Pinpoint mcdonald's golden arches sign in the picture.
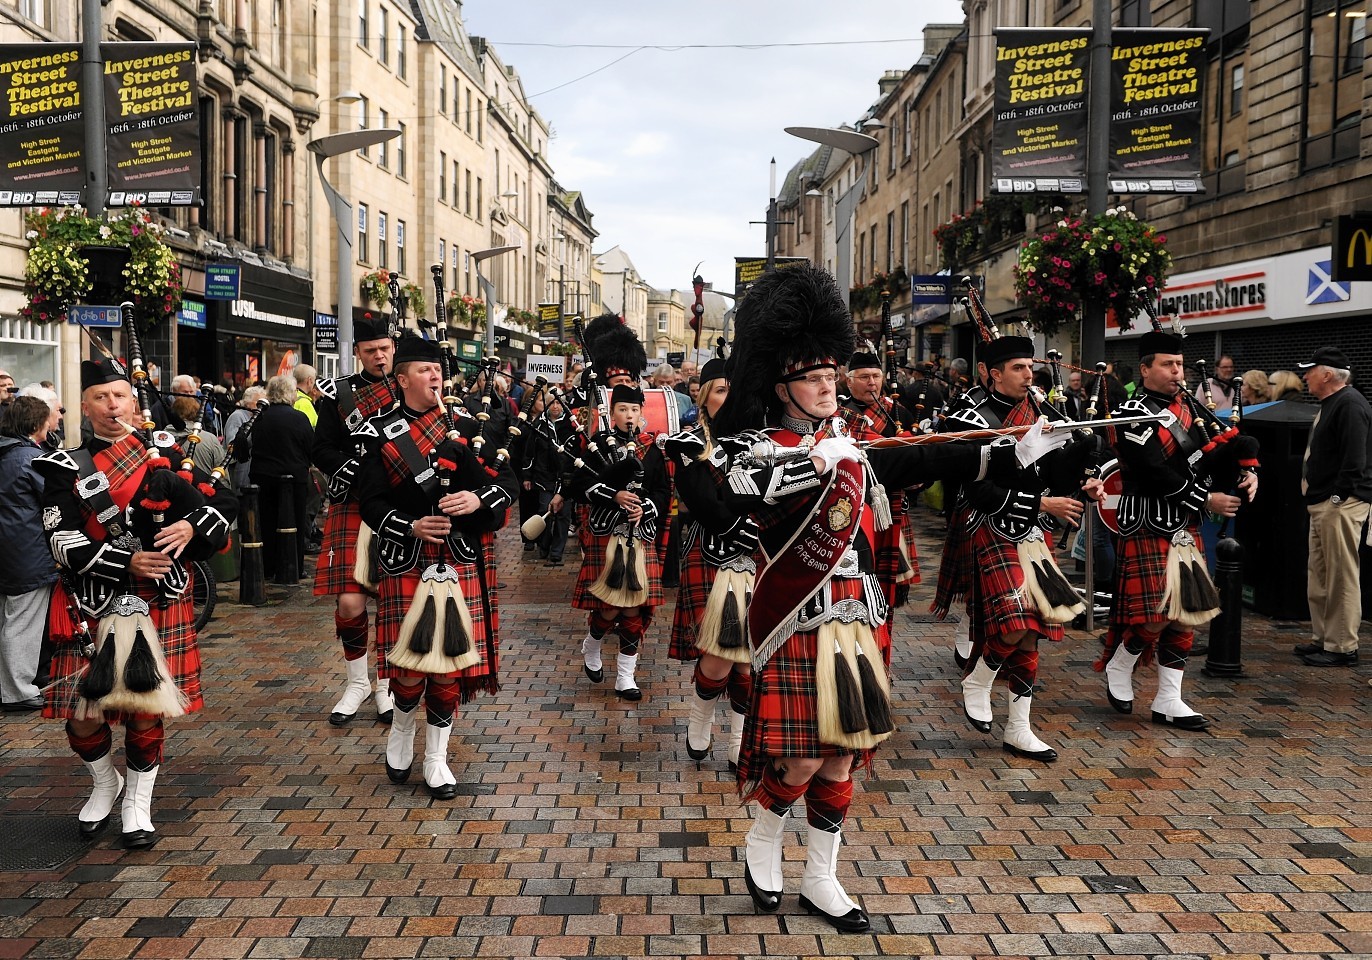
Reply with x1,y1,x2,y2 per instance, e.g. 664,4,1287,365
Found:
1334,215,1372,282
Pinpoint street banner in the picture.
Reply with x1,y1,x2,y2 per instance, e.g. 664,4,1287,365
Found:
525,355,566,381
102,42,199,206
1107,28,1208,194
734,256,808,296
991,28,1090,194
0,44,85,206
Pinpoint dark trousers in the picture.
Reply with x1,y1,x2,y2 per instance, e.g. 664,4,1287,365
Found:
255,476,308,580
536,489,570,561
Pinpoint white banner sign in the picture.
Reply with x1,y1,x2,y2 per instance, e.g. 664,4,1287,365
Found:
525,355,566,381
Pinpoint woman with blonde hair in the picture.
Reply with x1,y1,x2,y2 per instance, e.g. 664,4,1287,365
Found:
1240,370,1270,407
1269,370,1304,401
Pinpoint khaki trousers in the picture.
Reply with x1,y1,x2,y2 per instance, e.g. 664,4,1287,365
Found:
1307,497,1370,653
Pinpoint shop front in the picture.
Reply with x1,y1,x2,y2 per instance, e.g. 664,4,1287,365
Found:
207,262,313,391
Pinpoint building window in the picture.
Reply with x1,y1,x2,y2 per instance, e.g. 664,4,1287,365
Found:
657,311,668,333
439,151,446,201
476,178,483,222
465,88,473,135
452,244,460,291
438,239,446,272
358,204,369,263
452,159,459,206
397,121,406,177
886,212,895,272
439,64,446,114
396,220,406,275
453,79,460,121
377,109,389,167
377,212,387,268
397,25,406,79
378,5,388,66
1304,0,1365,169
465,170,472,216
18,0,47,26
477,98,483,142
358,0,367,49
1230,63,1244,115
356,96,369,157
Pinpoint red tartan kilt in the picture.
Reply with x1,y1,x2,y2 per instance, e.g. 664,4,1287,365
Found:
572,529,664,611
738,577,889,787
43,576,203,722
933,506,976,617
1113,527,1198,625
374,534,499,698
899,503,921,583
969,525,1064,642
312,502,372,596
668,537,713,661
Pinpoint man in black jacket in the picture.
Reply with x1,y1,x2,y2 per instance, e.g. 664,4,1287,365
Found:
1297,346,1372,667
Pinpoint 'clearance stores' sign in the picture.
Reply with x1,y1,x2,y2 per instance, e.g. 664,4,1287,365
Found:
1107,246,1372,337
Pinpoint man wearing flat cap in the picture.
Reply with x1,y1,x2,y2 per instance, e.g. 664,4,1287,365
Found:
1296,346,1372,667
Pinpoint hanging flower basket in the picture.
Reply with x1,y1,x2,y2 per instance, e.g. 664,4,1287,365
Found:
401,282,426,321
359,269,392,307
21,206,182,331
1012,207,1171,336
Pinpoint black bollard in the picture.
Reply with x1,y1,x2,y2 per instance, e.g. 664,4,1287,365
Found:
1204,535,1245,677
238,484,266,606
274,474,299,586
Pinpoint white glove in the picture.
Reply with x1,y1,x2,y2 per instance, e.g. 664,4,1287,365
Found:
811,435,862,473
1014,416,1072,468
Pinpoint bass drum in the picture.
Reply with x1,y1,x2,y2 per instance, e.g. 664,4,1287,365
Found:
594,386,682,436
1094,459,1124,535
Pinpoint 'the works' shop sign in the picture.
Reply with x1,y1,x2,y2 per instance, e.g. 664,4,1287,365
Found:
991,28,1090,194
0,41,199,207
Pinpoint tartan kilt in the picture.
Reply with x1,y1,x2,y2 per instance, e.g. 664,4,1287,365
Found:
1112,526,1201,625
899,500,921,584
374,533,499,700
968,525,1064,642
932,504,976,618
312,501,372,596
668,536,713,660
43,575,203,722
738,576,889,793
572,528,664,611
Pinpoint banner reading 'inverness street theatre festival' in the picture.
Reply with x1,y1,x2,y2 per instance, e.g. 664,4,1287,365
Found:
1108,28,1208,194
991,28,1090,194
0,44,85,206
102,42,199,206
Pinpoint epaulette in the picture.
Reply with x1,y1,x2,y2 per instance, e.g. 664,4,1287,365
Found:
32,448,79,475
316,377,338,401
1116,397,1150,418
944,406,993,430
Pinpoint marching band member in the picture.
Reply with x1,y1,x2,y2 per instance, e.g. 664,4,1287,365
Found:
37,351,236,848
311,318,399,726
1097,325,1258,730
709,265,1038,932
940,335,1101,762
662,358,756,768
353,334,517,799
841,350,920,607
568,383,670,701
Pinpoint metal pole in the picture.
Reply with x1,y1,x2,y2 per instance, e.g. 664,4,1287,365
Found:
1083,506,1096,632
558,263,566,343
81,0,106,216
1081,0,1113,365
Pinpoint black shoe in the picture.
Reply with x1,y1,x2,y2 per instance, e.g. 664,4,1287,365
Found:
1106,682,1134,715
426,782,458,800
686,737,711,762
1293,641,1324,656
2,696,44,712
523,543,537,552
386,762,412,784
615,686,643,702
744,863,781,913
1151,710,1211,731
797,893,870,932
953,648,968,670
1302,649,1358,667
120,829,158,850
328,710,356,726
547,557,563,567
583,664,603,683
376,709,394,725
304,542,322,556
78,814,113,838
1003,741,1058,762
963,707,992,735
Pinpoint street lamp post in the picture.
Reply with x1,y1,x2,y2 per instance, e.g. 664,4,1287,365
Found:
784,126,880,312
472,245,520,358
307,127,400,376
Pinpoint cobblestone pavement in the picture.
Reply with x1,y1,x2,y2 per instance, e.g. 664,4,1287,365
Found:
1,512,1369,960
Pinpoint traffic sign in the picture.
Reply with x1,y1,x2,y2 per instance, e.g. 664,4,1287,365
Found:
68,305,121,327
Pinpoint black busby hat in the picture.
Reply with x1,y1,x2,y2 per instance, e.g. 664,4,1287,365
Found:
393,332,443,366
353,314,390,344
590,318,647,383
712,263,854,435
848,350,882,372
699,357,727,384
980,335,1035,369
1139,330,1184,358
610,383,645,407
80,356,130,392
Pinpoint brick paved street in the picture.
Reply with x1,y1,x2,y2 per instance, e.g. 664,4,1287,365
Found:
1,513,1370,960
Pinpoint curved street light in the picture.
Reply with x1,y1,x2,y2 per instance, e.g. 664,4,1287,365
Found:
472,245,521,357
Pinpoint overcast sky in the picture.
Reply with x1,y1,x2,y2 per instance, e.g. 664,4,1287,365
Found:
463,0,967,296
